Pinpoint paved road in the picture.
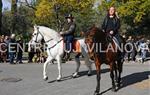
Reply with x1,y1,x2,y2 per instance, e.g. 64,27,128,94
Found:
0,61,150,95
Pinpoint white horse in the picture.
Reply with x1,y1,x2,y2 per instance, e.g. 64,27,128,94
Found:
30,25,92,81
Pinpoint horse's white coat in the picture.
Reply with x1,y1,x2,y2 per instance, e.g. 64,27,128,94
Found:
30,25,92,80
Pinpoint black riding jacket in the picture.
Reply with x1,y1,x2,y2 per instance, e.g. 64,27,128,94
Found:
102,16,120,35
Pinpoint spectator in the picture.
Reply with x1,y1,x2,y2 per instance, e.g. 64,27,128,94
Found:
28,40,35,63
16,37,23,64
139,38,149,63
0,36,7,63
4,36,10,61
126,36,136,61
8,34,16,64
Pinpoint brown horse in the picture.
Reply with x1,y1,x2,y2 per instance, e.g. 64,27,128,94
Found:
85,26,123,95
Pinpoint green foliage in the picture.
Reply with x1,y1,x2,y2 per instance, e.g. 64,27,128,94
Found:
2,11,12,35
1,0,150,39
2,6,35,42
34,0,95,32
0,0,2,33
98,0,150,35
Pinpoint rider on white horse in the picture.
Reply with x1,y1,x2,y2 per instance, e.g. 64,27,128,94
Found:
30,25,92,81
60,14,76,61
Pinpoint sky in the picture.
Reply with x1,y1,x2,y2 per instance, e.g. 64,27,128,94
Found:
2,0,11,11
2,0,101,11
2,0,35,11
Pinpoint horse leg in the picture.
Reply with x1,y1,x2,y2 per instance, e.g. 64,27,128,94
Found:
43,57,53,81
110,62,117,92
84,54,92,76
94,67,101,95
56,56,62,81
114,62,118,83
94,56,101,95
81,48,92,76
117,60,123,88
73,53,81,78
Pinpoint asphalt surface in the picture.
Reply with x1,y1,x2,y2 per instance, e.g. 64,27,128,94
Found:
0,61,150,95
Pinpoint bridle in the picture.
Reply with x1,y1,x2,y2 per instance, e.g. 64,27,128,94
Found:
33,27,63,50
33,27,53,43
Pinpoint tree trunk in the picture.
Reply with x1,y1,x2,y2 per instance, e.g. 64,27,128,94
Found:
0,0,2,34
11,0,17,34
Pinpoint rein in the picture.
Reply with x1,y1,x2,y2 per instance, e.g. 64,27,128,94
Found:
47,38,63,50
34,27,63,50
34,28,53,43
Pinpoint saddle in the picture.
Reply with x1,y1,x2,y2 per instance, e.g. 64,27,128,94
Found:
106,35,120,47
63,39,81,53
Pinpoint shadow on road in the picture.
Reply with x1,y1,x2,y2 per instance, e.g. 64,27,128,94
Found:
100,87,112,95
99,71,150,95
78,68,110,77
48,75,73,83
48,68,110,83
120,71,150,89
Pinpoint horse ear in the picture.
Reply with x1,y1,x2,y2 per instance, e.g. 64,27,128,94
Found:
34,24,39,31
34,24,37,30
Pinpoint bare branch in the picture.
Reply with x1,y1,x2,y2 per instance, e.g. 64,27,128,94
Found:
24,0,37,10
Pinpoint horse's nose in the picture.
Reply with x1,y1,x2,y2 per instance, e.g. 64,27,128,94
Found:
30,40,32,43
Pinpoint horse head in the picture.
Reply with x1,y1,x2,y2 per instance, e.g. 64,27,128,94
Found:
85,26,95,59
85,26,105,60
31,25,43,44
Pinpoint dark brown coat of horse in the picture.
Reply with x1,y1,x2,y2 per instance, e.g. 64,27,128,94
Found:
85,26,123,95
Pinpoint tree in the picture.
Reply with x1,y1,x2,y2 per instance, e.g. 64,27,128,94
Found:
98,0,150,35
2,10,12,35
11,0,18,34
35,0,95,33
0,0,2,34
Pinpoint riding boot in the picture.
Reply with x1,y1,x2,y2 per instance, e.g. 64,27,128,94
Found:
66,53,71,61
62,52,67,63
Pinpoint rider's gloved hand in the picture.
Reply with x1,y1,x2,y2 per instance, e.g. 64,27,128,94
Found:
60,32,64,35
102,30,105,32
110,30,114,35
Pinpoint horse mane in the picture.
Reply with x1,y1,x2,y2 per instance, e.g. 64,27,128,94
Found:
86,25,106,43
38,26,61,41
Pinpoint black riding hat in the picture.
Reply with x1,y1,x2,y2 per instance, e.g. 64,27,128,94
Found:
65,14,74,19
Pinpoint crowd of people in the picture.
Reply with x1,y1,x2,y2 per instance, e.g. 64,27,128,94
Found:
124,35,150,63
0,34,46,64
0,34,23,64
0,34,150,64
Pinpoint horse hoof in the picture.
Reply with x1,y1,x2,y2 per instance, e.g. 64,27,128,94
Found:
94,91,100,95
56,76,61,81
111,88,117,92
56,78,61,82
72,73,79,78
117,82,123,88
87,73,92,76
117,83,121,88
72,75,79,78
56,79,61,82
87,70,92,76
43,76,48,81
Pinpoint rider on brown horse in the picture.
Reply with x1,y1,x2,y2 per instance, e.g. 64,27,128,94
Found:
102,6,124,61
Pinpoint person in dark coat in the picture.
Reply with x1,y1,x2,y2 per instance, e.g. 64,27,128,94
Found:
102,6,124,60
102,7,121,42
8,34,16,64
16,37,23,63
28,40,35,63
60,14,76,60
